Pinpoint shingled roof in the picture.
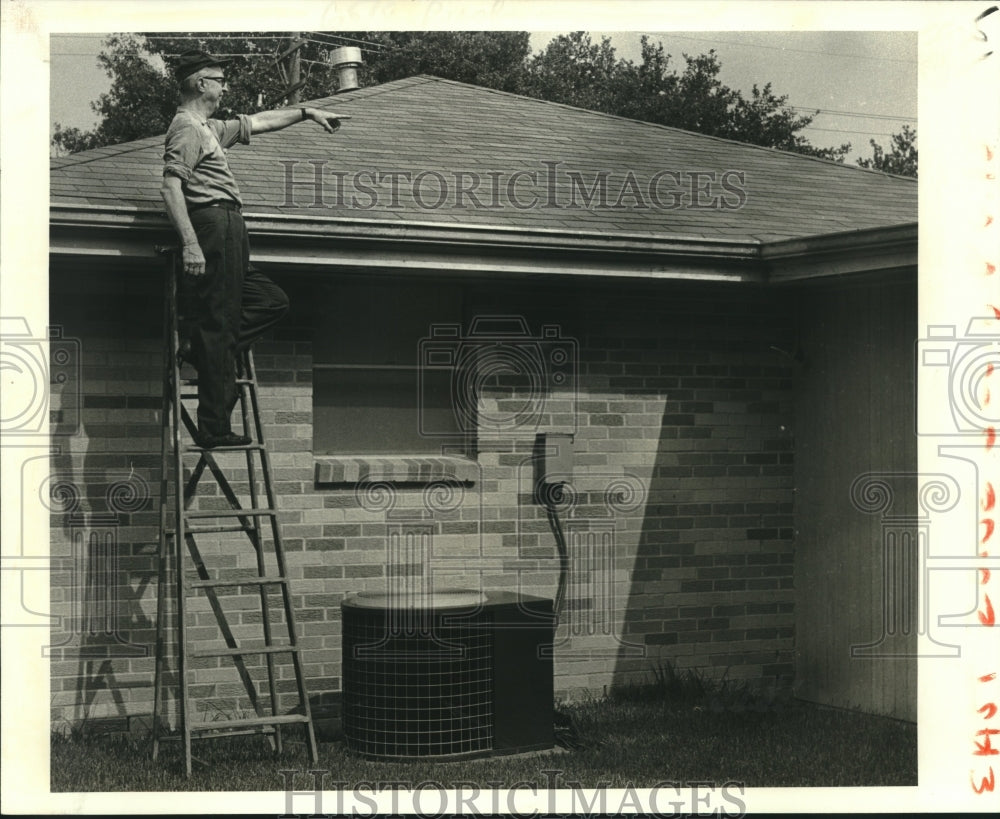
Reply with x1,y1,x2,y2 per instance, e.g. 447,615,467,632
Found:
50,74,916,247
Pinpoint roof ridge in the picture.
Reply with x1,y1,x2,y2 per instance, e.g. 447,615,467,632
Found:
51,74,914,184
49,133,163,168
301,75,439,108
400,74,917,184
50,76,441,165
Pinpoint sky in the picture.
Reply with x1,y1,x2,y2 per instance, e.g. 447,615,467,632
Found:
49,30,917,163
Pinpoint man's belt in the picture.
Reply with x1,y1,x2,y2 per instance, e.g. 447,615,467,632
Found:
188,199,241,214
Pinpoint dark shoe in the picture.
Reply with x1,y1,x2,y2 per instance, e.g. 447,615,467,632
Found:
177,338,198,370
194,431,252,449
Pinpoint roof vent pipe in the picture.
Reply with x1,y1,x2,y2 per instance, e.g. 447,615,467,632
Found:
329,46,363,93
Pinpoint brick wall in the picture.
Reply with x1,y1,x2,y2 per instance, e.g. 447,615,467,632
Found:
47,264,795,733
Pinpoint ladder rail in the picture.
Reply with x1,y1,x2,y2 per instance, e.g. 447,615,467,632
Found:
237,357,284,755
246,351,319,764
167,255,196,777
152,251,175,763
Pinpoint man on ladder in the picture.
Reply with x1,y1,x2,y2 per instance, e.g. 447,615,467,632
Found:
161,49,349,448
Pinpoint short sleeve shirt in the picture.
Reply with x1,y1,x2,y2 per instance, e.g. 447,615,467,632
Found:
163,109,252,208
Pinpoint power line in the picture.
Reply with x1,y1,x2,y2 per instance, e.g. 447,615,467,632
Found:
54,33,285,39
55,31,389,51
647,32,917,63
299,36,376,56
144,34,288,41
53,50,292,58
789,105,914,121
803,126,907,137
305,32,392,50
160,51,287,59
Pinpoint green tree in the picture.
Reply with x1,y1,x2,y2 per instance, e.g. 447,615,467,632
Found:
856,125,917,177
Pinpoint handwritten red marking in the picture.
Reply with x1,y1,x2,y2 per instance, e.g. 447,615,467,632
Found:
985,483,997,512
981,703,999,719
972,767,996,793
986,387,993,407
974,730,1000,756
989,146,995,161
979,594,996,626
988,215,995,228
991,305,1000,320
986,428,997,450
981,673,998,683
982,550,992,584
989,262,998,276
989,363,996,377
983,519,996,543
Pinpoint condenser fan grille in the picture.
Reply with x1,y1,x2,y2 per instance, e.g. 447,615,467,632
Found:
342,607,495,758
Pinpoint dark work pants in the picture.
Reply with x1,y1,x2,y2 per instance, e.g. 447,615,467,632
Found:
181,206,289,437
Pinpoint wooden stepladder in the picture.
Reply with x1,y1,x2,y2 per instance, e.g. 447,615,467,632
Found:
151,247,318,776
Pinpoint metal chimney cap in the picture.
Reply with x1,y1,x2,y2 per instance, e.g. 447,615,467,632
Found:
329,46,362,67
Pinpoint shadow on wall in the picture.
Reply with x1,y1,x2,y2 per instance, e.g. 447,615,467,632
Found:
459,279,798,698
589,286,799,697
46,268,162,735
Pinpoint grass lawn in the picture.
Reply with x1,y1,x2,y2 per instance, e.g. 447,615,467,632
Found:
51,686,916,792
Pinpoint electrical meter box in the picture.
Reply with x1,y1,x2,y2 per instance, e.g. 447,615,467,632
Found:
534,432,574,486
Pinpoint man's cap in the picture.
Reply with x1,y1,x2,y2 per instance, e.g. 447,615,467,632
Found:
173,49,231,82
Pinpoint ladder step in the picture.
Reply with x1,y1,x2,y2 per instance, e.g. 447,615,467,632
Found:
184,508,278,520
181,378,254,388
190,714,309,732
185,524,256,535
190,645,300,659
189,576,288,589
181,392,254,402
157,726,277,741
184,443,265,453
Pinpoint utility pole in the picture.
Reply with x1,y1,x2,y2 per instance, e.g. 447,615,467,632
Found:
288,32,302,104
268,33,307,108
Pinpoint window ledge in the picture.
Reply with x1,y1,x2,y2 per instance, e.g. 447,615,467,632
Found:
314,455,479,486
